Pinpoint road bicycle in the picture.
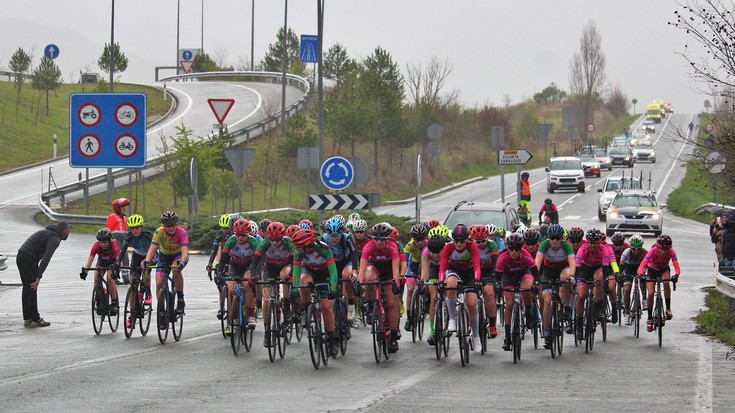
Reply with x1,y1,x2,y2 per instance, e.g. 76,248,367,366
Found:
223,275,255,355
547,278,573,359
255,278,291,362
433,282,451,360
407,275,429,343
81,266,119,335
615,272,624,326
494,278,505,326
444,281,471,367
208,267,231,339
582,279,606,354
333,279,352,357
123,266,152,339
509,283,534,364
359,279,396,364
646,271,676,348
295,282,332,369
150,263,184,344
289,292,305,343
630,274,644,338
477,280,489,355
530,282,542,350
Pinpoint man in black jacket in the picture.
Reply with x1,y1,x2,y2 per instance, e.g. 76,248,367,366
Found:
16,222,69,327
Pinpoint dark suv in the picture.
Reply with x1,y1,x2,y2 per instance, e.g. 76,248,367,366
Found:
443,201,522,232
608,146,635,167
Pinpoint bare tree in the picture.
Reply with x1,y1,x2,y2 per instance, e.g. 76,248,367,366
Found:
405,57,454,107
569,20,607,131
212,46,229,69
605,82,629,118
235,55,251,71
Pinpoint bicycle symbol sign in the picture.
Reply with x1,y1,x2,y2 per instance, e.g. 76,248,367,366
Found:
115,103,138,127
114,134,138,158
78,103,101,127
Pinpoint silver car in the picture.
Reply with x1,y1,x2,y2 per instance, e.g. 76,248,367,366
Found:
597,175,642,220
594,149,612,171
633,140,656,163
605,190,665,236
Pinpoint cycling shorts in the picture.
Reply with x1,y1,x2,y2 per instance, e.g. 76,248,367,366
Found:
480,267,497,284
445,267,477,293
501,270,534,291
541,266,567,291
426,262,439,282
300,267,332,299
156,253,185,280
576,264,602,286
261,262,291,281
408,261,421,280
368,260,394,281
645,266,670,281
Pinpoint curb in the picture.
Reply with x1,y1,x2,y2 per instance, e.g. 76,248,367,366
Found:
384,176,488,206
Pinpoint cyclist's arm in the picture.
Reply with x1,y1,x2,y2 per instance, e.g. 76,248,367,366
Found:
346,234,359,270
179,245,189,268
636,250,652,275
535,251,544,272
116,232,131,264
438,245,450,282
420,253,430,283
610,261,620,274
292,251,303,285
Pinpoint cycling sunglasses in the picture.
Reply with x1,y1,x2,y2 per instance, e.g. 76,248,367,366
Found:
235,233,248,237
549,236,562,241
268,237,283,242
507,246,522,251
374,236,387,241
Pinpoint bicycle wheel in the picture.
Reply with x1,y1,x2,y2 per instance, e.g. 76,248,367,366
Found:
321,331,331,366
157,288,169,344
220,285,229,339
171,292,183,342
632,287,641,338
550,300,558,359
512,301,521,364
230,296,242,355
123,286,136,339
616,281,623,326
307,303,322,369
532,303,539,350
242,318,253,352
601,299,609,343
458,303,469,367
417,289,427,341
294,307,304,343
338,299,348,356
477,295,487,355
556,299,565,357
108,292,119,333
496,285,505,326
411,288,421,343
91,283,104,335
266,299,277,362
282,300,293,346
656,293,664,348
434,298,444,360
139,288,152,337
585,297,595,353
372,303,382,364
381,306,390,361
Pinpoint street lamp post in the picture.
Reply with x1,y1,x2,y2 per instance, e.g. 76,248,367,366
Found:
281,0,287,123
176,0,180,75
251,0,255,71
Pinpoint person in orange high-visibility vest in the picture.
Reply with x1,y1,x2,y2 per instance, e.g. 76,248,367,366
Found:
520,171,531,202
106,198,130,284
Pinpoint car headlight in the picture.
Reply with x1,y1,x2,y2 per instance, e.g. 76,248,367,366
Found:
650,213,660,220
603,199,612,206
608,207,619,219
624,157,630,161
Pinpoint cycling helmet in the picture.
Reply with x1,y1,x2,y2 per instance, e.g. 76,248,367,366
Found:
266,222,286,239
600,233,607,243
160,211,178,226
410,223,429,240
538,223,550,238
497,227,506,238
286,224,301,239
249,220,259,236
469,224,489,241
586,228,602,243
298,219,313,230
259,219,272,232
331,214,346,228
325,217,344,235
656,234,672,248
388,227,400,242
96,228,113,241
506,233,524,248
547,224,564,238
427,219,440,229
292,229,316,249
232,218,250,235
127,214,144,227
568,226,584,242
428,224,450,239
516,226,526,236
347,212,361,222
352,219,368,232
112,198,130,214
219,214,233,229
524,228,540,244
345,220,355,232
427,234,447,253
544,198,553,205
521,171,529,179
563,229,569,240
611,232,626,246
372,222,392,237
629,234,644,249
487,224,498,236
451,224,470,241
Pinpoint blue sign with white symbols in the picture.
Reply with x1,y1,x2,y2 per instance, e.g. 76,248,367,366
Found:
44,44,59,59
299,35,319,63
182,49,193,61
320,156,353,191
69,93,147,168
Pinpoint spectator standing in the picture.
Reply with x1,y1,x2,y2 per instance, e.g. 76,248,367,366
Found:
721,213,735,267
106,198,130,284
16,222,70,327
520,171,531,203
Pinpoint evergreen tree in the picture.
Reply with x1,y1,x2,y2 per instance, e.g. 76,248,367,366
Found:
9,47,31,104
31,56,63,116
98,42,129,76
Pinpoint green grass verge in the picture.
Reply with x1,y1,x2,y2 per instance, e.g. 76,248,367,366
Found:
0,81,171,172
695,288,735,347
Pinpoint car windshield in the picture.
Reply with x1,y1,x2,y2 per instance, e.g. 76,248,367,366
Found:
613,194,657,207
549,160,582,170
595,150,608,157
444,210,506,230
636,142,653,149
604,178,642,191
609,148,629,155
579,155,596,162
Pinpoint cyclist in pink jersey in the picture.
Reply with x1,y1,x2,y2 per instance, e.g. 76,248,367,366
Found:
358,223,402,353
438,224,483,353
81,228,122,315
574,229,610,341
637,234,681,332
600,234,621,324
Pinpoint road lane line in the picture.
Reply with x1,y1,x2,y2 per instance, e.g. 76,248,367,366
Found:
657,138,688,196
339,364,440,410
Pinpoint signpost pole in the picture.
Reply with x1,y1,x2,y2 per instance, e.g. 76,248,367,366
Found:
85,168,90,215
416,154,422,223
516,166,521,206
500,164,505,203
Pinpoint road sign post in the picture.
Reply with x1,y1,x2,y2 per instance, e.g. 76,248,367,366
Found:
497,149,533,206
300,35,319,63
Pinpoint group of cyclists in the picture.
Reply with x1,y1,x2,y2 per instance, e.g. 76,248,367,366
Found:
80,205,681,361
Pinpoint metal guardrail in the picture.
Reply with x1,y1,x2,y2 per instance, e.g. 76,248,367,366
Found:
39,72,312,222
714,263,735,307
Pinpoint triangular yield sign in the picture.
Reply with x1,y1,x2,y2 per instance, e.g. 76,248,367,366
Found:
180,60,194,74
208,98,235,124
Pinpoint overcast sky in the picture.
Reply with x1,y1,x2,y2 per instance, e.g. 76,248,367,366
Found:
0,0,710,115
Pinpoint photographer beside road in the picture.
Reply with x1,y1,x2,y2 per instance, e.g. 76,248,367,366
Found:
16,222,70,327
720,213,735,267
